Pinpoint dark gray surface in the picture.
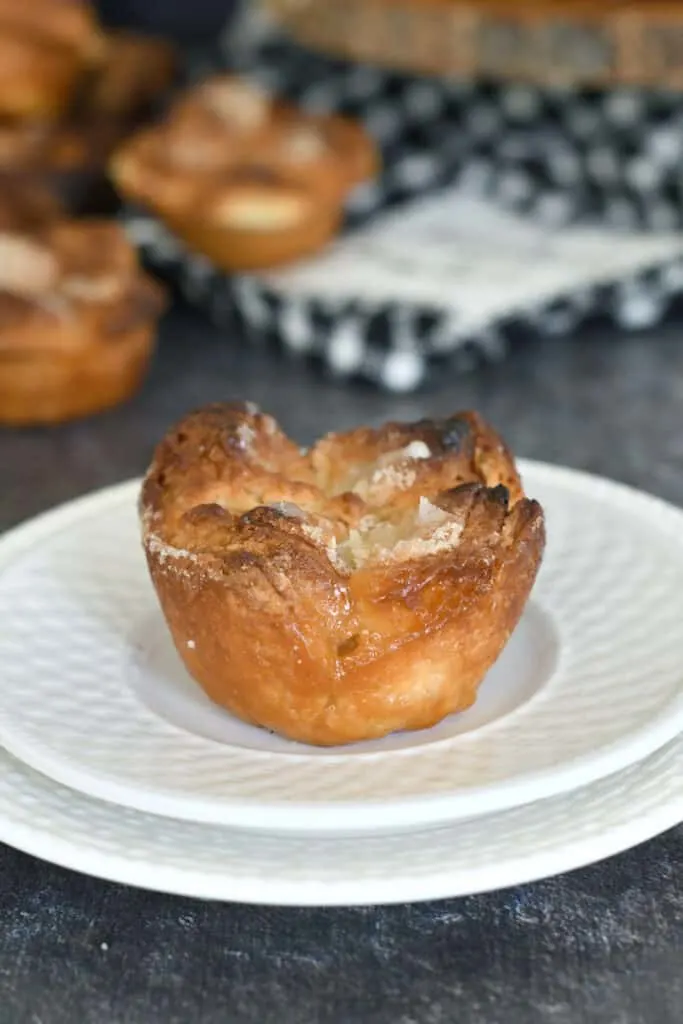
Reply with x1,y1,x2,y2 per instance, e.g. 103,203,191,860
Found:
1,305,682,1024
94,0,237,41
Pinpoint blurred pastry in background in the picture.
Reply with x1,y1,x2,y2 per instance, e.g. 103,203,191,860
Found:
0,208,166,426
0,0,102,120
48,30,177,213
0,21,176,214
0,117,124,215
111,75,379,271
83,30,176,122
0,0,100,57
0,176,64,233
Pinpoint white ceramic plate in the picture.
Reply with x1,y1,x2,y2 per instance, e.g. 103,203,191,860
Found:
0,463,683,835
0,730,680,906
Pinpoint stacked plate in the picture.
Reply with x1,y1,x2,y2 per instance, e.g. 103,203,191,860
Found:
0,460,682,906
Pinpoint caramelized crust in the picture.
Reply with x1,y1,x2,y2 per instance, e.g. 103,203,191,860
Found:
142,403,545,746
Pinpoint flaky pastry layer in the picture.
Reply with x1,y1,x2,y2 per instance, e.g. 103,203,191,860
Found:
141,402,545,746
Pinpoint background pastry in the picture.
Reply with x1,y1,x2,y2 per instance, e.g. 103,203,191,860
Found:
0,213,166,426
0,0,101,120
112,75,379,270
0,28,175,214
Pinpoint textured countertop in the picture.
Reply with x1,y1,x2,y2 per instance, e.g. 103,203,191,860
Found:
1,305,682,1024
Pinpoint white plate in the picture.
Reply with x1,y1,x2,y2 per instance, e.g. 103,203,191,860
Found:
1,463,683,834
0,729,681,906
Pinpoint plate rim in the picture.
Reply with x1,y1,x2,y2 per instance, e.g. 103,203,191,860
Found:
1,462,683,835
0,741,680,906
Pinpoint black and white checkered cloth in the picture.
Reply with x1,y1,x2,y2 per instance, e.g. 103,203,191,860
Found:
195,15,683,231
127,206,683,392
188,17,511,226
123,14,683,392
485,90,683,230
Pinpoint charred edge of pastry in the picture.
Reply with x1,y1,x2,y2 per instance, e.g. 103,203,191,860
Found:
141,402,535,576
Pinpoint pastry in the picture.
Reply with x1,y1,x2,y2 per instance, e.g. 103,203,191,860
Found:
141,403,545,747
264,0,683,89
0,0,101,58
0,117,123,215
0,176,65,232
83,30,176,121
0,0,101,119
0,218,166,425
111,75,379,271
0,29,175,215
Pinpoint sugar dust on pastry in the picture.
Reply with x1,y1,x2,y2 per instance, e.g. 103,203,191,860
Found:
141,403,545,747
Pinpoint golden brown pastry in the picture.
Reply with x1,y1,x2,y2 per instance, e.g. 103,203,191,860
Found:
111,75,379,271
0,218,165,425
0,0,102,119
83,30,176,121
141,403,545,747
0,28,175,215
0,116,125,216
0,32,83,120
0,175,65,232
0,0,101,58
0,120,52,172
